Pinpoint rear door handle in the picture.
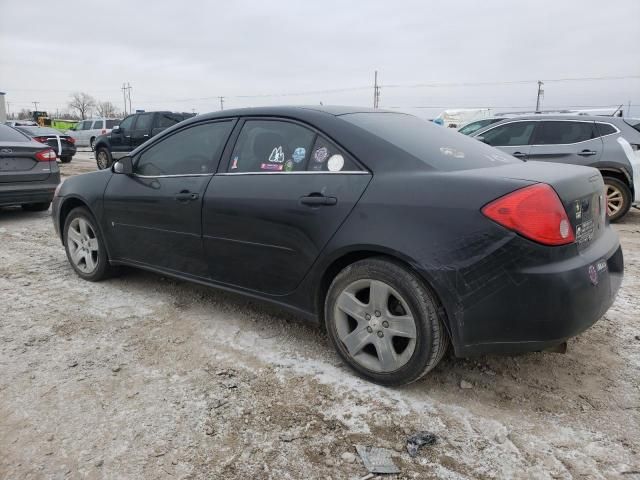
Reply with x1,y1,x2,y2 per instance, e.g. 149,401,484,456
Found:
175,191,199,202
512,152,527,158
578,150,597,156
300,195,337,206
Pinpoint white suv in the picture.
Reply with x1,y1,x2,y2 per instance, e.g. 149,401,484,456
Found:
67,118,120,150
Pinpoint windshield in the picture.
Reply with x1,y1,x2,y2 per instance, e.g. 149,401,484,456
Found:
459,119,495,135
341,112,520,171
624,118,640,133
0,124,31,142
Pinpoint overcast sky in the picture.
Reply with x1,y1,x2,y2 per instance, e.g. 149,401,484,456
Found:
1,0,639,119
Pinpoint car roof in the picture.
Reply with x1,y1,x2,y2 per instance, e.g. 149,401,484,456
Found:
491,114,625,122
190,105,390,122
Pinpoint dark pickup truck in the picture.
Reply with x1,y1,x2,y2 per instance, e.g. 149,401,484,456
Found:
94,111,195,169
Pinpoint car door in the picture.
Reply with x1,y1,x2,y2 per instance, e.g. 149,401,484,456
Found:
202,118,372,295
110,114,136,157
130,113,154,149
476,121,537,159
74,120,89,145
102,119,236,277
527,120,603,166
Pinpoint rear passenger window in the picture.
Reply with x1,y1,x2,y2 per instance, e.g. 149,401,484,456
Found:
533,121,596,144
229,120,315,173
481,121,537,147
135,121,233,176
596,123,617,136
308,136,361,172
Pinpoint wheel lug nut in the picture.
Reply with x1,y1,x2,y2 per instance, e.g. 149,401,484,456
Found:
367,326,373,333
377,331,384,338
365,313,371,321
382,321,389,328
375,311,381,317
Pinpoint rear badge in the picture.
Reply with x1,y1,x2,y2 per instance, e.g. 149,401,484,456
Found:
588,265,598,286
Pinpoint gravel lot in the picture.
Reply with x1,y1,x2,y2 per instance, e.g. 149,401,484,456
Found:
1,151,639,479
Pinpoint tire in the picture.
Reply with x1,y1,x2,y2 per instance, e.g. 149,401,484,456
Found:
22,202,50,212
63,207,113,281
603,176,632,223
325,257,447,386
95,147,112,170
90,137,96,151
60,156,72,163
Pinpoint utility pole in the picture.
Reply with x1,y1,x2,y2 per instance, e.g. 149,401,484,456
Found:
32,101,39,112
219,96,224,111
535,80,544,113
373,71,381,109
121,83,128,115
127,82,132,113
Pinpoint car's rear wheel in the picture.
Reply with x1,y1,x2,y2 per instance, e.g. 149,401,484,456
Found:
90,137,96,151
22,202,50,212
603,176,632,222
96,148,112,170
63,207,113,281
325,258,447,386
60,156,72,163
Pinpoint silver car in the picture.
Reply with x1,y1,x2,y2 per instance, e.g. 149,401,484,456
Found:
472,115,640,221
66,118,120,150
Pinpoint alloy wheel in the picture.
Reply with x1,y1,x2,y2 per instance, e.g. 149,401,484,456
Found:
67,218,99,273
333,279,417,373
606,184,623,217
96,150,108,169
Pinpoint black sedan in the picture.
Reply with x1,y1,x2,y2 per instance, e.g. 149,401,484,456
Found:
0,124,60,211
15,126,77,163
52,106,623,386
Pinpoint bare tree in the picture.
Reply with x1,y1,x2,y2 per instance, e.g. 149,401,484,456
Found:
17,108,31,120
68,92,96,120
96,100,117,118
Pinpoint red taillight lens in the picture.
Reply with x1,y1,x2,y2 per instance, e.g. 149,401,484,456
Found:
66,136,75,144
34,136,48,143
482,183,575,246
102,129,106,134
35,149,57,161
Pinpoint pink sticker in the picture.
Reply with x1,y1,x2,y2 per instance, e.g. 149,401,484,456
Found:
261,163,283,171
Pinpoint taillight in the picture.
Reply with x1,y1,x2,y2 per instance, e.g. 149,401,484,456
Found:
66,136,75,144
482,183,575,246
34,136,49,143
35,149,57,161
101,129,106,134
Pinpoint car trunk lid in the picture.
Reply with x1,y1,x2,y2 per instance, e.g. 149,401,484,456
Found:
0,142,52,183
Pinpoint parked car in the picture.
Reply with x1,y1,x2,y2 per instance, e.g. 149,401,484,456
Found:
93,111,195,170
458,117,506,135
0,124,60,211
66,118,120,150
471,115,640,221
52,106,623,386
14,125,77,163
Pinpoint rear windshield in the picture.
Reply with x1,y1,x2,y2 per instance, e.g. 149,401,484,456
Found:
106,120,120,128
0,124,30,142
16,126,61,136
341,112,519,171
624,118,640,133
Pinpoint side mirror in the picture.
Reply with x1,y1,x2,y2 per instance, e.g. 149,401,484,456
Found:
113,156,133,175
112,125,121,134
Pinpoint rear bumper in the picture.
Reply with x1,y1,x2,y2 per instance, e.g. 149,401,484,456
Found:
0,173,60,207
442,227,623,356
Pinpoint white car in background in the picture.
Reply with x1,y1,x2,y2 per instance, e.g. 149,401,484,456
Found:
67,118,120,150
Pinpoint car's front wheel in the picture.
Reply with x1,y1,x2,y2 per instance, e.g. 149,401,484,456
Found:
63,207,113,281
603,176,632,222
90,137,96,151
325,258,447,386
96,147,112,170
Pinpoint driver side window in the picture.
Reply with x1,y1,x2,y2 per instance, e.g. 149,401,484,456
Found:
118,115,135,132
134,121,233,176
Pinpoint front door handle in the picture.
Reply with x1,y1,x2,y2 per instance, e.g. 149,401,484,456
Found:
512,152,527,158
175,190,199,202
300,194,337,206
578,150,597,156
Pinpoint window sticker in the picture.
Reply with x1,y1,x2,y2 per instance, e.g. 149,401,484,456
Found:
261,163,283,171
231,156,239,170
292,147,306,163
313,146,329,163
327,154,344,172
284,159,294,172
268,146,285,163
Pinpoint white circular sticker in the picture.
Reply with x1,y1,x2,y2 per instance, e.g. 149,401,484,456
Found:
327,154,344,172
